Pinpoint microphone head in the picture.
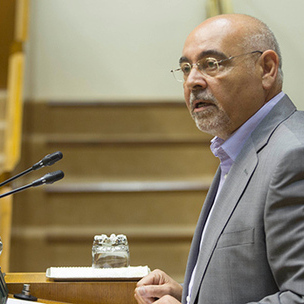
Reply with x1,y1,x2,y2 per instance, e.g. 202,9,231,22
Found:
32,170,64,187
32,151,63,170
43,151,63,166
44,170,64,184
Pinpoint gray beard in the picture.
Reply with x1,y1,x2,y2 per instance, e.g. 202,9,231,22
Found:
193,111,231,138
190,91,232,138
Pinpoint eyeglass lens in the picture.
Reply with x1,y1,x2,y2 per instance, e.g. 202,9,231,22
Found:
172,57,220,82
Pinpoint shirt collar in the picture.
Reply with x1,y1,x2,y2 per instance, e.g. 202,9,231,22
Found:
211,91,285,163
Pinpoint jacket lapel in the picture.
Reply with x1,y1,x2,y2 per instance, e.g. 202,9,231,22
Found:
189,140,258,303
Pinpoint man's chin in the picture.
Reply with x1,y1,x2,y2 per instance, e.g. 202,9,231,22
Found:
193,116,231,138
194,119,216,135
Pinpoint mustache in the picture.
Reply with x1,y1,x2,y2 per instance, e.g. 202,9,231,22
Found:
190,90,217,109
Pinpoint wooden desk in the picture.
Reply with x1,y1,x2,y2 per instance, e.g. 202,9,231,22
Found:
5,273,138,304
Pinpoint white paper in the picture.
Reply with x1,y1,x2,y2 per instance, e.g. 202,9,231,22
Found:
7,298,43,304
46,265,150,280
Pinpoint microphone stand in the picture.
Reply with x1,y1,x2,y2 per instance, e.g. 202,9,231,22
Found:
0,168,32,188
0,183,32,199
0,151,63,188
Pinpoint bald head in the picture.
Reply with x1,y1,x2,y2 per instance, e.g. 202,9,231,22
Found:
186,14,283,86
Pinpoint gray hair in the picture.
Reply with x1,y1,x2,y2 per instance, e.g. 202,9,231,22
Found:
241,17,283,85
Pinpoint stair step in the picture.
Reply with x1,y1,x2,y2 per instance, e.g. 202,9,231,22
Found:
45,179,213,193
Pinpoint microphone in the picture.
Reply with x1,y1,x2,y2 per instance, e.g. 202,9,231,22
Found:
0,170,64,199
0,151,63,188
32,151,63,170
31,170,64,187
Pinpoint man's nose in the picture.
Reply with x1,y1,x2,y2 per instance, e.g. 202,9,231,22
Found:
185,66,207,90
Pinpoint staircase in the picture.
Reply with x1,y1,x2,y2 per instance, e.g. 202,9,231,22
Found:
10,99,218,282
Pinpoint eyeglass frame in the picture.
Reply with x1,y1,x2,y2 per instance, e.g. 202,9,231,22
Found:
170,50,263,82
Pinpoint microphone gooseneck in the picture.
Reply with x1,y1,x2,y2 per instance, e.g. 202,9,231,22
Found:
0,170,65,199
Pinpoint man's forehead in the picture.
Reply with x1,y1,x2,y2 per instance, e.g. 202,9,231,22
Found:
191,17,234,39
181,34,232,62
179,49,227,63
182,19,243,61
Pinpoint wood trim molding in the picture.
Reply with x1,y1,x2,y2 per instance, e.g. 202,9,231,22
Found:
43,135,210,146
45,179,212,193
12,225,196,243
42,99,186,107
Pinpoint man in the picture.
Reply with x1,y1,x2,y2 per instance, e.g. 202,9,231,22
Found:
134,14,304,304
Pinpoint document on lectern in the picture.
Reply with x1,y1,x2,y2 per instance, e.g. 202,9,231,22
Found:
46,265,150,281
7,299,43,304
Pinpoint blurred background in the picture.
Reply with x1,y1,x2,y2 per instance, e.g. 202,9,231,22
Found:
0,0,303,283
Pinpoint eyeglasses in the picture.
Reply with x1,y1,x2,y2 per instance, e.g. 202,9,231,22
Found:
170,50,263,82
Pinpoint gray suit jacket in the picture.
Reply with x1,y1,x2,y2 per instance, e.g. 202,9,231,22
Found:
182,95,304,304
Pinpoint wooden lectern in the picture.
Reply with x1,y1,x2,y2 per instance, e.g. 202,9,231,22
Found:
5,273,138,304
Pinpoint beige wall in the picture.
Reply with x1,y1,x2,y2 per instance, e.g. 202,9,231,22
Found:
24,0,304,109
24,0,205,101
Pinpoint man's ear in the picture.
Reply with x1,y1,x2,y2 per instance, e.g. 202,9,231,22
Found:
260,50,279,90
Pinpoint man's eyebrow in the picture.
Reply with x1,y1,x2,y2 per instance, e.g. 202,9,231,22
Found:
179,50,228,64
